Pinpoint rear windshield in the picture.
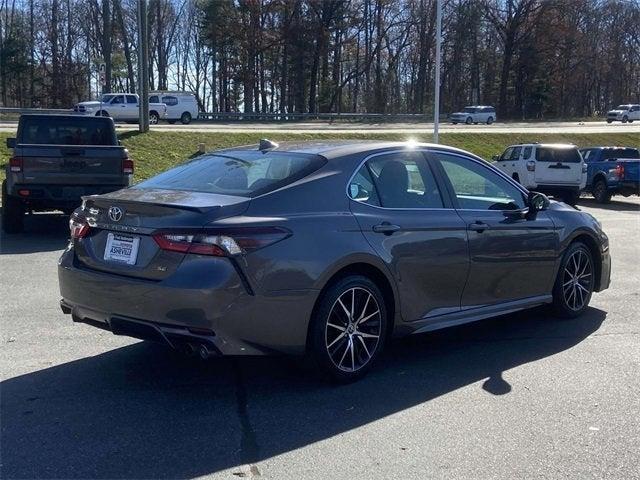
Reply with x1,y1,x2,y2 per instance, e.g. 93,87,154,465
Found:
135,151,326,198
601,148,640,160
19,116,116,146
535,147,581,163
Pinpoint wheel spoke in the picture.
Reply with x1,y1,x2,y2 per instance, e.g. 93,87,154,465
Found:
327,322,346,332
338,338,351,368
350,337,355,371
356,335,371,360
356,309,380,326
327,332,346,349
337,298,351,319
356,293,372,323
357,331,379,339
350,289,355,320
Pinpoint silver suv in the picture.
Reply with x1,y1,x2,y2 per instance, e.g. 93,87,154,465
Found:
450,106,496,125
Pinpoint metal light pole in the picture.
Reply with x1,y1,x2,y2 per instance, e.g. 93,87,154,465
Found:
137,0,150,133
433,0,442,144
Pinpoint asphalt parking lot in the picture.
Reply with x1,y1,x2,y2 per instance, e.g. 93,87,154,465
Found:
1,197,639,479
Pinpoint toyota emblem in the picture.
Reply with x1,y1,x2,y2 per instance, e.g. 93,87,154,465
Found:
108,206,124,222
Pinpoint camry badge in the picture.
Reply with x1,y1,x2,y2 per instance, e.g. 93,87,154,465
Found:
108,206,124,222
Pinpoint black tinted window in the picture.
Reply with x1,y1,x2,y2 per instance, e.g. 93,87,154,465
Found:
111,95,124,104
436,154,525,210
126,95,137,104
365,152,443,208
19,117,116,145
162,96,179,106
601,148,640,160
535,147,581,163
136,151,326,198
149,95,159,103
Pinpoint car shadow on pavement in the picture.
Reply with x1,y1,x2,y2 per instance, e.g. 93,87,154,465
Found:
0,211,69,254
1,307,605,479
577,197,640,212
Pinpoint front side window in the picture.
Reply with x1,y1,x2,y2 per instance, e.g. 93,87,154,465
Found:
111,95,124,104
500,147,513,161
510,146,522,160
463,107,477,113
436,154,525,211
149,95,159,103
351,151,443,209
135,151,325,198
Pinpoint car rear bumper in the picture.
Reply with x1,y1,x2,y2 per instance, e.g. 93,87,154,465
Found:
57,248,317,355
10,183,128,209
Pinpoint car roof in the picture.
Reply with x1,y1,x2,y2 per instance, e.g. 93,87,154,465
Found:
218,140,480,160
508,143,576,149
19,114,113,121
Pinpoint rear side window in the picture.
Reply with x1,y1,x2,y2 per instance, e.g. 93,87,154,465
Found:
351,151,443,209
149,95,159,103
126,95,137,104
601,148,640,160
135,151,326,198
535,147,581,163
162,96,179,106
19,117,116,145
523,146,533,159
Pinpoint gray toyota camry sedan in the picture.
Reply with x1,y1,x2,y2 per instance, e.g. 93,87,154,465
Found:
58,140,611,381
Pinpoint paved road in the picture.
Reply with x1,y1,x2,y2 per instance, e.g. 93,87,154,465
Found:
1,197,639,479
1,120,640,134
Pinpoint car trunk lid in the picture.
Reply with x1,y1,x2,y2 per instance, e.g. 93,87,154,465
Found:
534,146,583,184
74,188,250,280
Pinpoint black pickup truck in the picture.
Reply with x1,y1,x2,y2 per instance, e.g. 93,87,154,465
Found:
3,114,132,233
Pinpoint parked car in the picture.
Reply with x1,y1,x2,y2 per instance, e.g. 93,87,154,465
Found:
58,140,610,381
2,114,132,233
494,143,587,205
605,104,640,123
149,91,199,124
73,94,167,124
450,106,496,125
579,146,640,203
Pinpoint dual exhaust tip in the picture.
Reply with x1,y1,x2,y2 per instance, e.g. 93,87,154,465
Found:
182,342,212,360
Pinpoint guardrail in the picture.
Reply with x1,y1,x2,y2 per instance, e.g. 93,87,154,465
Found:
0,107,73,115
197,112,434,122
1,107,441,123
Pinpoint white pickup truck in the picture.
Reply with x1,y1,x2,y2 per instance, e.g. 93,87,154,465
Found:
73,94,167,124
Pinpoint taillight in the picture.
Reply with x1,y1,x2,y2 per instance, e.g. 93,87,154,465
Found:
69,215,90,239
526,160,536,172
123,158,134,175
9,157,23,173
615,164,624,178
153,227,290,257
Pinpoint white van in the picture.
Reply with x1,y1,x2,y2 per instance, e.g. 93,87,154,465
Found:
149,91,199,124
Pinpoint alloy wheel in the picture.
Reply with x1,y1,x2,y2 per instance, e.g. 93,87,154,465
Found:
562,249,593,311
325,287,382,372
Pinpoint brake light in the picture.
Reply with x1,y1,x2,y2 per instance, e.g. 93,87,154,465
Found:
69,215,90,239
153,227,290,257
123,158,134,175
9,157,23,173
615,164,625,178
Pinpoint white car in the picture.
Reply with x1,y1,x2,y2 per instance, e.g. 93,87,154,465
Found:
450,106,496,125
149,91,199,124
73,94,167,124
606,104,640,123
494,143,587,205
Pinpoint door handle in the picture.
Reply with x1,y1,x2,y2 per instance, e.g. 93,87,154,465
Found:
469,221,491,232
372,222,401,235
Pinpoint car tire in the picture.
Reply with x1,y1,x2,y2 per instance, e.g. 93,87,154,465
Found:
149,112,160,125
180,112,192,124
1,180,25,234
593,179,611,204
551,242,595,318
465,117,473,125
167,120,176,125
487,117,494,125
307,275,388,382
452,122,458,125
622,116,628,123
606,119,612,124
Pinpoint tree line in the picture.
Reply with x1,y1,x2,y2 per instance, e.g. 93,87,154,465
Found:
1,0,639,119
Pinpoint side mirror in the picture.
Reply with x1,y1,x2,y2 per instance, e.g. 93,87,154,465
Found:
6,137,16,149
528,191,549,213
491,155,499,162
